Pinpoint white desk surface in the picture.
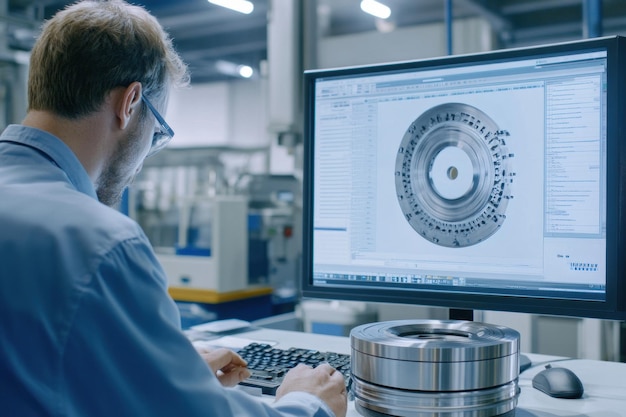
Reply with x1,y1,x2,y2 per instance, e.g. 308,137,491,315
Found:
235,327,626,417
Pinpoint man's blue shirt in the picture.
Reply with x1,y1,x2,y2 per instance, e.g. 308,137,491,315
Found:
0,125,334,417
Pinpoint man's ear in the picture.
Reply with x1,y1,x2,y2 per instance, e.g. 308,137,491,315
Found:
118,81,143,130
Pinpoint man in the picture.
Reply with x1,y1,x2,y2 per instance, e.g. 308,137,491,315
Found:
0,1,347,417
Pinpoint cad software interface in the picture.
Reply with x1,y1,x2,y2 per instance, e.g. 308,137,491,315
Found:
311,48,607,301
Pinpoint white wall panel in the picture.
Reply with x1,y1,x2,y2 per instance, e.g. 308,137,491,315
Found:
318,17,494,69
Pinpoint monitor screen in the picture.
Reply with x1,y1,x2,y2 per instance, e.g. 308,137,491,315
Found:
302,36,626,321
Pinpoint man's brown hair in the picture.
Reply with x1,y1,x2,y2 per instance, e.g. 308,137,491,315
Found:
28,0,189,118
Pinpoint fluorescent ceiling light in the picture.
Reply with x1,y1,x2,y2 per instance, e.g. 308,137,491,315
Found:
208,0,254,15
360,0,391,19
215,60,254,78
238,65,254,78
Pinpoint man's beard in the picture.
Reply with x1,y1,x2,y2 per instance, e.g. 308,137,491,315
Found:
96,123,145,207
96,164,134,208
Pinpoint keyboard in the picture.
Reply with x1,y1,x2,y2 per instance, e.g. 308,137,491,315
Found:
237,342,351,396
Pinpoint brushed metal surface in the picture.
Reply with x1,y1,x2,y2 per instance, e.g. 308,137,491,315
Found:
350,320,521,416
353,376,519,417
351,350,518,391
351,320,520,362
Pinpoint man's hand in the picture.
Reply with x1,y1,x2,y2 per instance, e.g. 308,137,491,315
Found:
196,347,251,387
275,363,348,417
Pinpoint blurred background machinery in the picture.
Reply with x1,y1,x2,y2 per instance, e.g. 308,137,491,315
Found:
126,147,301,323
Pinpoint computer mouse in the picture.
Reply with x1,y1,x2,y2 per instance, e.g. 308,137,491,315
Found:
532,364,584,399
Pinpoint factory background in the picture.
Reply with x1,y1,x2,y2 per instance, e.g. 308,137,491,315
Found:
1,0,625,361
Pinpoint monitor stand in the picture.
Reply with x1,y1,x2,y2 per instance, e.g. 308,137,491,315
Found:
449,308,475,321
449,308,532,373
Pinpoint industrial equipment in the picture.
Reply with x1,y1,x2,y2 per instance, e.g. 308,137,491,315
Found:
127,147,301,320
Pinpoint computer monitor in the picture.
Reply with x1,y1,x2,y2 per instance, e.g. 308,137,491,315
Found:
302,35,626,321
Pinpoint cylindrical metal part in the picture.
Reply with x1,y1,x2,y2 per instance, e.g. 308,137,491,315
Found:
350,320,521,417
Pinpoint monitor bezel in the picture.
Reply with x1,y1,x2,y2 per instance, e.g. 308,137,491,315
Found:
301,35,626,321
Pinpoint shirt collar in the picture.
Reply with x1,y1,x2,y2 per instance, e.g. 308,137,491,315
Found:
0,124,98,199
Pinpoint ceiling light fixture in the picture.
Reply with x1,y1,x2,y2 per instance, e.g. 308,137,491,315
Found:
238,65,254,78
360,0,391,20
215,60,255,78
208,0,254,15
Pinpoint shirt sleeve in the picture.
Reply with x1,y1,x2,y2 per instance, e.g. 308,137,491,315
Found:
60,235,335,417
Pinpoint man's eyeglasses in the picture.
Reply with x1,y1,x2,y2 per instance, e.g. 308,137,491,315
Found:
141,95,174,157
